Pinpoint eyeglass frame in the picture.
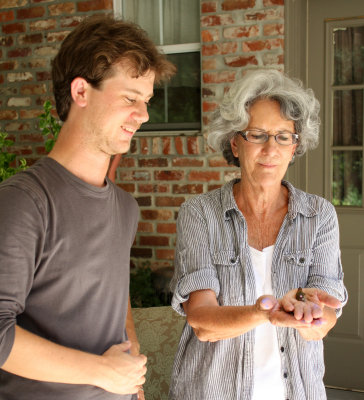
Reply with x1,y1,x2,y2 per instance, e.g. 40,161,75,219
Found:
236,129,299,146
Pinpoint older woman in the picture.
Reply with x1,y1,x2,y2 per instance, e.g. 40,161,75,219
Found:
169,70,347,400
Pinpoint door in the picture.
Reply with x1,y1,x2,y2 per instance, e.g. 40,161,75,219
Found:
286,0,364,391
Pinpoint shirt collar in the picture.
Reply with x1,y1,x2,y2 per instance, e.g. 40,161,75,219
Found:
221,179,319,221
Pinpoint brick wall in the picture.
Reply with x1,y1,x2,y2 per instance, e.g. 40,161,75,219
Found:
0,0,284,271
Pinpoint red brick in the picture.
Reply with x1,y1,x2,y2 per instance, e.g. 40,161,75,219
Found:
140,137,149,154
140,236,169,246
262,53,284,65
138,222,154,233
224,25,259,39
2,22,26,34
8,47,32,58
203,101,218,112
29,19,57,31
138,158,168,168
208,184,222,191
187,137,199,155
173,184,203,194
35,146,48,155
203,71,236,84
172,158,204,167
225,55,258,67
18,33,43,45
47,31,70,42
202,43,220,56
156,249,175,260
118,157,134,167
60,16,83,28
77,0,112,12
209,156,229,167
263,23,284,36
222,0,255,10
136,196,152,206
157,223,176,234
119,170,151,181
154,170,184,181
201,1,217,13
0,10,15,22
0,36,13,47
201,29,219,42
174,137,184,155
5,122,30,131
12,145,33,155
48,2,75,16
202,87,216,98
263,0,284,5
17,6,45,19
131,247,153,258
138,184,169,193
0,110,18,120
201,14,234,27
36,71,52,81
19,133,43,142
19,109,42,119
141,210,173,221
189,170,220,181
202,59,217,70
0,61,17,71
117,183,135,192
221,42,238,55
162,137,171,155
156,197,185,207
245,8,283,21
129,140,137,154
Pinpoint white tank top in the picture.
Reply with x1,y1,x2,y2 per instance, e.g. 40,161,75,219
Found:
249,245,285,400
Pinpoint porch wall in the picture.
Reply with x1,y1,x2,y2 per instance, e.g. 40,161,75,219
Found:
0,0,284,270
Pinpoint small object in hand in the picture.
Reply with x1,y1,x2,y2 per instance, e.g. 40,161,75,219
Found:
295,287,306,302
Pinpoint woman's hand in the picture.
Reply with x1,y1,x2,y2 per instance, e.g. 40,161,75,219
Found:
276,288,342,340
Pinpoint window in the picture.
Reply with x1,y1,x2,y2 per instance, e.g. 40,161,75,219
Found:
115,0,201,131
328,21,364,206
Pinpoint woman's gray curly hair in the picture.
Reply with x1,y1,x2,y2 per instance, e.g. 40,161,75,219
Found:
207,69,320,166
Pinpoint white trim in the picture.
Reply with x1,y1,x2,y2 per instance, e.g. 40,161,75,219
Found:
157,43,201,54
113,0,122,17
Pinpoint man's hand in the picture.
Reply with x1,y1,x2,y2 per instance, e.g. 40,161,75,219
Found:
97,341,147,395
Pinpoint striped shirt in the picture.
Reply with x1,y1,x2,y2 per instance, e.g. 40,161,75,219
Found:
169,179,348,400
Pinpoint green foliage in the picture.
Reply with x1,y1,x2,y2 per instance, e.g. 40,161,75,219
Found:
0,132,27,183
130,264,169,308
39,100,62,153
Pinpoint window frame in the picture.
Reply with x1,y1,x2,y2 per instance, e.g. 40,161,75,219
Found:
113,0,202,135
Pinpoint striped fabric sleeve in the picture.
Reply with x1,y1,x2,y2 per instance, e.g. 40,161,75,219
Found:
307,201,348,316
171,203,220,316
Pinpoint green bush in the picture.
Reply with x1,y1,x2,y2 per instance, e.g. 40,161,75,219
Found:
0,132,27,183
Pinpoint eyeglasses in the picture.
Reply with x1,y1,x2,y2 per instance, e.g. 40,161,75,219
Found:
236,129,299,146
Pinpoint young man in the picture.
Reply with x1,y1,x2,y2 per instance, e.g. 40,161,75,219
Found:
0,15,175,399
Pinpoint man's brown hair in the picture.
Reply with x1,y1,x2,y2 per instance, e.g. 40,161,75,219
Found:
52,15,176,121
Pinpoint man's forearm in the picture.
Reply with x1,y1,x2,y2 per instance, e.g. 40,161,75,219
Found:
2,325,102,385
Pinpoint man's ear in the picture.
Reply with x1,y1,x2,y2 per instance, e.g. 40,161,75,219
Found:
70,77,89,108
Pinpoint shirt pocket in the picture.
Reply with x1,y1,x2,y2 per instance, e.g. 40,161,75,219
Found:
282,249,312,288
212,250,242,305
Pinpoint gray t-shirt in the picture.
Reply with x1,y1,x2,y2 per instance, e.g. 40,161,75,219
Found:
0,157,138,399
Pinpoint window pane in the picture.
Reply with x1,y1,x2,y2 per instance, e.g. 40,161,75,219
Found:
333,25,364,85
122,0,160,45
333,89,363,146
332,150,362,206
163,0,200,45
144,52,201,128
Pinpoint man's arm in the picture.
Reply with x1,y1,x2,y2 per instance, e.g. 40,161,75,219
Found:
1,325,146,395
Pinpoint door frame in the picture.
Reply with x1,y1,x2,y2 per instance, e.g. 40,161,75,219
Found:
285,0,309,191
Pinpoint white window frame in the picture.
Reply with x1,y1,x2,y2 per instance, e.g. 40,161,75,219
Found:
113,0,201,135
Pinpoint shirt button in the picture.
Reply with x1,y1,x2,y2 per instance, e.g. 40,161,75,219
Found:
299,257,305,263
230,258,235,263
283,372,288,378
280,346,284,352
